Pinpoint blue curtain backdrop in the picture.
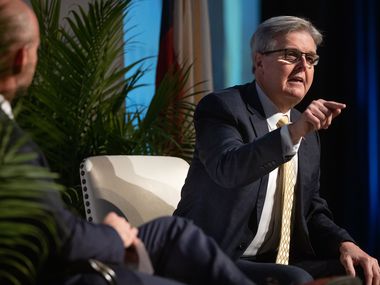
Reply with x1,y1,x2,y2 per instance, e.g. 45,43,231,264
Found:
123,0,162,113
354,0,379,252
208,0,260,90
124,0,260,107
124,0,380,257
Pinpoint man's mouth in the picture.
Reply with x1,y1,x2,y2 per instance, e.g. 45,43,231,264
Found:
288,76,304,83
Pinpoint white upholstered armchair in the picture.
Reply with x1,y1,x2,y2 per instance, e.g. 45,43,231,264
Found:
79,155,189,226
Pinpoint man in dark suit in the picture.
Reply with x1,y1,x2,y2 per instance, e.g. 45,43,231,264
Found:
0,1,258,284
174,16,380,285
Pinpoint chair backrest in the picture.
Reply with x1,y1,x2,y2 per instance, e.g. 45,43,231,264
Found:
80,155,189,226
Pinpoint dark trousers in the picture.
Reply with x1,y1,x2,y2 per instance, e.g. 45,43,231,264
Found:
71,216,254,285
74,266,185,285
291,259,350,279
137,216,255,285
65,216,255,285
237,258,314,285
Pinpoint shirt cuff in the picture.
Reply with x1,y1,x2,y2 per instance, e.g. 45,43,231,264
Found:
280,125,301,155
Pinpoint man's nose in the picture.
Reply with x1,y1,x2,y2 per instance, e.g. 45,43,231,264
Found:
297,55,312,69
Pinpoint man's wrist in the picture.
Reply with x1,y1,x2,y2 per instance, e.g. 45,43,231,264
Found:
288,123,305,144
339,241,356,252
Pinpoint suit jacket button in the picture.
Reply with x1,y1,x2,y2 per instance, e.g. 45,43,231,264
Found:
239,242,246,250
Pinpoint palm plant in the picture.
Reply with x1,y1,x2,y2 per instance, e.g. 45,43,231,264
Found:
16,0,198,211
0,115,63,285
134,64,198,159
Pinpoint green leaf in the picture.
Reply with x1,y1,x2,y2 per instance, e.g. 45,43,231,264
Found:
0,119,61,284
17,0,204,216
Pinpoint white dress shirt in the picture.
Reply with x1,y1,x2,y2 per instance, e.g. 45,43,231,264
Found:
0,94,14,119
243,83,301,256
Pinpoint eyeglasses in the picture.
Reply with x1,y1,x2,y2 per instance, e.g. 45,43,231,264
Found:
261,48,319,66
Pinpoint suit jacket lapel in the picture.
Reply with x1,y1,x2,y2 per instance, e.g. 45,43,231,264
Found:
291,109,307,212
241,82,268,138
240,82,270,225
290,109,315,258
291,109,307,216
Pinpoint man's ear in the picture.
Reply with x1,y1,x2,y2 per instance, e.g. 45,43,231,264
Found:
12,48,26,74
254,52,263,70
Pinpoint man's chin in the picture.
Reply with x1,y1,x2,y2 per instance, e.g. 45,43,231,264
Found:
3,84,30,102
285,91,305,107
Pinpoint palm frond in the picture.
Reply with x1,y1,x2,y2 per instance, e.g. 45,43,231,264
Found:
16,0,204,211
134,64,198,160
0,118,63,285
18,0,140,190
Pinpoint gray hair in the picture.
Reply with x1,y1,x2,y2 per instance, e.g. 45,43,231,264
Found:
250,16,323,69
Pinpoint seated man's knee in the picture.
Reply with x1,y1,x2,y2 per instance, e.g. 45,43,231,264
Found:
141,216,194,238
284,265,313,285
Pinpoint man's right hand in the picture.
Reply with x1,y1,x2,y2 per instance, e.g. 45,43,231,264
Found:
103,212,139,248
288,99,346,143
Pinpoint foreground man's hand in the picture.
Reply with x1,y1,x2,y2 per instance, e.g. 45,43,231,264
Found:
103,212,139,248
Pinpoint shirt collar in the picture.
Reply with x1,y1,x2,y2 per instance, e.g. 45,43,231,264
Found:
255,82,290,131
0,94,14,119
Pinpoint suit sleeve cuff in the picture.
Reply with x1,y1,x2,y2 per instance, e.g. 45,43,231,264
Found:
281,125,301,155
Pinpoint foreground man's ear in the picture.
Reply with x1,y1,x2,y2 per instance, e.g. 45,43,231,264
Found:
12,47,26,74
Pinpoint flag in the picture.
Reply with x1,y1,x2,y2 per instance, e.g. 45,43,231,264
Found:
156,0,213,103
